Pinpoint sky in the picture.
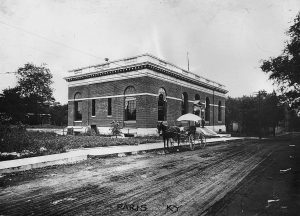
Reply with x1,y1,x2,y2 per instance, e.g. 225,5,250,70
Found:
0,0,299,103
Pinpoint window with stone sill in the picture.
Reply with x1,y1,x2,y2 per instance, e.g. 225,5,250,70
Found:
205,97,210,122
158,87,167,121
124,86,136,121
92,99,96,117
74,92,82,121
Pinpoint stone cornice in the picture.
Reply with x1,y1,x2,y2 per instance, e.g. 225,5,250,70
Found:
64,62,228,94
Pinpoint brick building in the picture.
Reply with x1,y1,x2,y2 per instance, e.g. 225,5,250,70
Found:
65,54,228,136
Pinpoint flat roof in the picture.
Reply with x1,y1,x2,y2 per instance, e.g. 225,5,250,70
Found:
65,53,228,93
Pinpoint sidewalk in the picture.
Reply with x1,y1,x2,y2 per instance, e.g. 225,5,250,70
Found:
0,137,243,174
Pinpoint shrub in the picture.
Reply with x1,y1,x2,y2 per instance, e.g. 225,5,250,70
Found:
0,123,31,153
110,121,122,138
0,126,162,161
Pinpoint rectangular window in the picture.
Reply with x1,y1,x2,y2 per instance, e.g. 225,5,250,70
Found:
92,99,96,116
218,102,222,122
125,98,136,121
108,98,112,116
75,101,82,121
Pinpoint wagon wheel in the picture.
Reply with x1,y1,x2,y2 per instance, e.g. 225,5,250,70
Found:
194,133,201,146
180,133,189,147
189,134,195,151
199,133,207,148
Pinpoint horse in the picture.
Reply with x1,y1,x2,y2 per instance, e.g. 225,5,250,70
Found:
157,122,181,152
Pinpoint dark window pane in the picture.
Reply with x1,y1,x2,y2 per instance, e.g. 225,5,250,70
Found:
181,93,188,115
158,94,166,121
92,99,96,116
205,97,210,122
218,101,222,121
124,86,136,121
125,99,136,120
75,101,82,121
108,98,112,116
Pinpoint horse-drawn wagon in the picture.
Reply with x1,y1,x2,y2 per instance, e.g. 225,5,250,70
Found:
157,114,207,153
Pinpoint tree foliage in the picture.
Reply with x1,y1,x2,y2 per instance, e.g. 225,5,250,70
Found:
0,87,26,124
49,103,68,126
261,12,300,107
17,63,54,103
225,92,284,136
0,63,55,125
261,92,285,135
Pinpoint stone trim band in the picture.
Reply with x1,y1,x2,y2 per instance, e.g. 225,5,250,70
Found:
69,92,226,108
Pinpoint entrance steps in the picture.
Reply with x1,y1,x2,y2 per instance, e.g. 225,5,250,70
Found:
197,127,230,137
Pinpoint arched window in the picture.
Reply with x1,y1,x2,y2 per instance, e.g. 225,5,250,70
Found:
181,92,188,115
124,86,136,121
158,88,167,121
194,94,201,116
74,92,82,121
218,101,222,122
205,97,210,122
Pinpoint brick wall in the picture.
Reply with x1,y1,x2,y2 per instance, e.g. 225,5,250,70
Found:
67,73,226,128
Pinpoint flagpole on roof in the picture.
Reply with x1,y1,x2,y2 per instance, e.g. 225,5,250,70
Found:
187,52,190,71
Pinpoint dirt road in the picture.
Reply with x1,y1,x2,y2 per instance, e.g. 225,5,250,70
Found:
0,137,298,215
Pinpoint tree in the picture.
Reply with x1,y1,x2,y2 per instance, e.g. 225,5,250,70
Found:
239,96,258,136
261,92,285,136
17,63,54,103
17,63,54,124
0,63,55,125
289,109,300,131
225,92,284,136
0,87,26,124
225,97,241,131
260,12,300,107
49,103,68,126
226,95,258,135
